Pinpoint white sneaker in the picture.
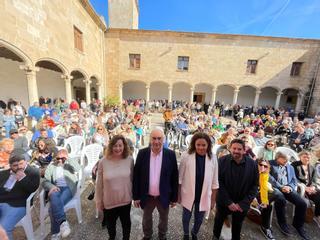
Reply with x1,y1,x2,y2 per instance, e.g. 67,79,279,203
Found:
314,216,320,228
51,233,61,240
60,221,71,238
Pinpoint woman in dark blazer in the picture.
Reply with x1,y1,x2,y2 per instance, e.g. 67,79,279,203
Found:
292,150,320,227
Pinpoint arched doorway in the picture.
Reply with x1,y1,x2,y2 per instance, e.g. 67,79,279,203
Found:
260,87,278,107
280,88,299,110
172,82,191,102
71,70,87,102
216,85,234,105
122,81,146,100
150,81,169,101
238,85,256,106
0,41,30,107
194,83,213,104
36,59,67,104
90,76,99,100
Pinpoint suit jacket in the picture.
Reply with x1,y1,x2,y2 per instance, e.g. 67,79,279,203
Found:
269,160,297,191
133,147,178,209
291,161,316,187
0,165,40,207
179,152,219,212
216,154,258,212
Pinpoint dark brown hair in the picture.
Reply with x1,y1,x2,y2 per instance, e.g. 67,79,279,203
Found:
264,140,276,150
257,158,270,173
106,135,130,159
188,132,212,158
229,138,246,150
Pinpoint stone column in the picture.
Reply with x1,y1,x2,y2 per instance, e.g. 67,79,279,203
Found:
119,83,123,104
146,84,150,102
190,87,194,104
295,92,305,113
61,74,73,104
168,86,173,103
253,89,262,108
211,87,217,105
275,91,282,109
83,79,92,104
20,65,39,106
232,88,240,105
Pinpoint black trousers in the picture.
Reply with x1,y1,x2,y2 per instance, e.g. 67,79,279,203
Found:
213,204,247,240
306,190,320,216
273,189,307,228
260,190,282,229
103,203,131,240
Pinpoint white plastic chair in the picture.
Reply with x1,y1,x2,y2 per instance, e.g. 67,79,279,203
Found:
16,190,37,240
252,146,264,157
185,134,193,148
39,169,83,236
64,136,85,159
80,144,104,179
276,146,299,162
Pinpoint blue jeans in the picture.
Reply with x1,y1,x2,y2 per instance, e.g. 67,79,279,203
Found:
49,186,73,234
0,202,26,240
182,203,205,236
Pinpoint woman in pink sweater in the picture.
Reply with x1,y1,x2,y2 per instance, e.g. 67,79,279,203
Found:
95,135,134,240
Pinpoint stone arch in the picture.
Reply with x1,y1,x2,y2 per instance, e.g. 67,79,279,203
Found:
194,83,214,103
216,84,235,105
122,80,146,100
35,58,68,74
0,39,32,65
71,69,87,101
35,59,69,102
260,86,278,107
172,81,192,102
150,81,169,101
0,40,31,107
238,85,256,106
280,88,299,110
89,75,100,100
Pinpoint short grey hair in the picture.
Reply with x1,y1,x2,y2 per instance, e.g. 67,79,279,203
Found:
150,127,165,137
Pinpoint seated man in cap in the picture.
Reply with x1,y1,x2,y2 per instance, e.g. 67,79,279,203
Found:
0,151,40,240
42,149,81,239
9,129,29,153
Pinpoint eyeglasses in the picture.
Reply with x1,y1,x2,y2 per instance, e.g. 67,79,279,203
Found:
10,132,18,135
259,163,269,168
56,157,67,161
152,137,162,141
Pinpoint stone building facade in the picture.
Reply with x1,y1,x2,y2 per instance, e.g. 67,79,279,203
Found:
106,29,320,114
1,0,320,115
0,0,106,107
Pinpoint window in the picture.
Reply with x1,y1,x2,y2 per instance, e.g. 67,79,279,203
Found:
129,54,141,69
177,56,189,71
246,60,258,74
290,62,303,76
74,26,83,52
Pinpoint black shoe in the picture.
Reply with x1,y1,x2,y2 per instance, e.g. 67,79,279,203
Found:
293,225,310,240
277,223,293,236
191,233,198,240
87,190,95,200
260,226,275,240
183,235,189,240
101,220,107,228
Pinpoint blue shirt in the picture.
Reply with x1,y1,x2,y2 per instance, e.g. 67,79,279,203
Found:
31,130,54,142
28,106,43,120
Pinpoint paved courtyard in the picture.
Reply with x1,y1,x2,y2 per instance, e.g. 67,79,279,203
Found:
12,113,320,239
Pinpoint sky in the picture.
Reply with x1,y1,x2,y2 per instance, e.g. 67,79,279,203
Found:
90,0,320,39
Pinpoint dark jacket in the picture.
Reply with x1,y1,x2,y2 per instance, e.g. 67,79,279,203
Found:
0,165,40,207
269,160,297,191
133,147,178,209
291,161,316,187
216,154,258,212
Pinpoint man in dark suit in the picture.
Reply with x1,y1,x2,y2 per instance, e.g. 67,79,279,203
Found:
213,139,258,240
269,151,309,240
133,127,178,240
0,150,40,239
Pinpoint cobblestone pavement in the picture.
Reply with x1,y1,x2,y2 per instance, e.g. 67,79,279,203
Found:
12,113,320,239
